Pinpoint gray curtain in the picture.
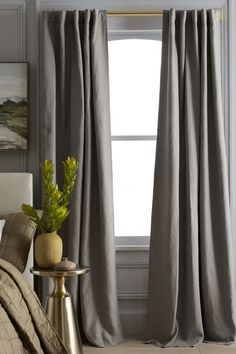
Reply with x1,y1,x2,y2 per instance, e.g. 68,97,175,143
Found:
39,10,123,347
146,9,236,347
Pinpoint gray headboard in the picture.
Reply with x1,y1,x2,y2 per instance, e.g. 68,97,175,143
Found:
0,173,33,286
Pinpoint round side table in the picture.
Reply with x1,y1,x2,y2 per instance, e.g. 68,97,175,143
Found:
30,266,89,354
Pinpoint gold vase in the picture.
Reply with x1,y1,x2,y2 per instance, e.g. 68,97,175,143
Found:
35,232,63,268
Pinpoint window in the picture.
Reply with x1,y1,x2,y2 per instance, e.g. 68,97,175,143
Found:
108,17,162,246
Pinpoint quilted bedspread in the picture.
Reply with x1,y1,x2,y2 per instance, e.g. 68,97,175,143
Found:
0,258,68,354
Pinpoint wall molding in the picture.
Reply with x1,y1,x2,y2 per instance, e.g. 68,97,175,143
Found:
0,3,25,59
118,292,147,300
0,3,26,59
0,1,27,172
116,246,149,252
116,261,149,268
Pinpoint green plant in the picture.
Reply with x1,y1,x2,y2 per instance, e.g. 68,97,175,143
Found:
21,157,78,233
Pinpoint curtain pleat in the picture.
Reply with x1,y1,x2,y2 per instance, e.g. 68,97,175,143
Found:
146,9,236,347
40,10,123,347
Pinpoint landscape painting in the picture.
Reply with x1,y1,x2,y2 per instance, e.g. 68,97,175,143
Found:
0,63,28,150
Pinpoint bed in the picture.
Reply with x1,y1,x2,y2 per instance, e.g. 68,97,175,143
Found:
0,173,68,354
0,173,33,286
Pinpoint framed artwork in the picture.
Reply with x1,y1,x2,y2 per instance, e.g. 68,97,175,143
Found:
0,63,29,150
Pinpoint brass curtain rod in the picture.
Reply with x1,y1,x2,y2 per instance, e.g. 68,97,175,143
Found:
107,9,223,18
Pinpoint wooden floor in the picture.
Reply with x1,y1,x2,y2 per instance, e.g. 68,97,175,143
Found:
84,339,236,353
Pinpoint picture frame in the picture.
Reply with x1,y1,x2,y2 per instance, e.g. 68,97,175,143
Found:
0,62,29,150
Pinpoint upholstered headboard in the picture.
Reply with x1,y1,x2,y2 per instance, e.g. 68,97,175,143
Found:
0,173,33,286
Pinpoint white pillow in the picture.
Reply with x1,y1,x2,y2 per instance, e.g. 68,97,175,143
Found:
0,220,5,242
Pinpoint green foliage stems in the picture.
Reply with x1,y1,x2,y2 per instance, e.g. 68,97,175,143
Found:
21,157,78,233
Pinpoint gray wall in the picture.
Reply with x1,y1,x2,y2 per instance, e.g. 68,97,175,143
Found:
0,0,40,205
0,3,28,172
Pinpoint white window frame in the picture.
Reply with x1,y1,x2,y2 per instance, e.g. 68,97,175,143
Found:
108,18,162,247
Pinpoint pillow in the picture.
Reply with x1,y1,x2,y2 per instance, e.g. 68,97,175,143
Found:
0,220,5,242
0,212,42,272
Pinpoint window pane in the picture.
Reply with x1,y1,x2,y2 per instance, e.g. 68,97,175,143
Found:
108,39,161,136
112,141,156,236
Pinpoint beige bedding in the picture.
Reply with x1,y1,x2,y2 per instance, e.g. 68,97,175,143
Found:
0,259,68,354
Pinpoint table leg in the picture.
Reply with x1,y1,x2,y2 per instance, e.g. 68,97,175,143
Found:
46,276,83,354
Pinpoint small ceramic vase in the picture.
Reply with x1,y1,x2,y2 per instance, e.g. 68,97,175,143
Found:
35,232,63,268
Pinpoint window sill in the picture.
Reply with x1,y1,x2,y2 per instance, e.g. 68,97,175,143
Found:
115,236,150,251
115,245,149,252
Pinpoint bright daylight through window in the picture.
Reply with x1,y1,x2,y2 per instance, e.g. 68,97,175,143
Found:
108,39,162,239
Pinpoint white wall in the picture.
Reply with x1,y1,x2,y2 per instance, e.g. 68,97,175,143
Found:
0,0,234,337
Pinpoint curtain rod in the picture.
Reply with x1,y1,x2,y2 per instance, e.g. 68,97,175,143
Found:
107,9,223,18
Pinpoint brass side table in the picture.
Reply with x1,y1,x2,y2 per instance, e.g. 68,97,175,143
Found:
31,266,89,354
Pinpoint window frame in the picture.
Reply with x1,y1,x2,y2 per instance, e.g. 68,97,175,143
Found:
108,18,162,247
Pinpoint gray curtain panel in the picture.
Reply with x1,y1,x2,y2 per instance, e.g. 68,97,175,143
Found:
40,10,123,347
146,9,236,347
